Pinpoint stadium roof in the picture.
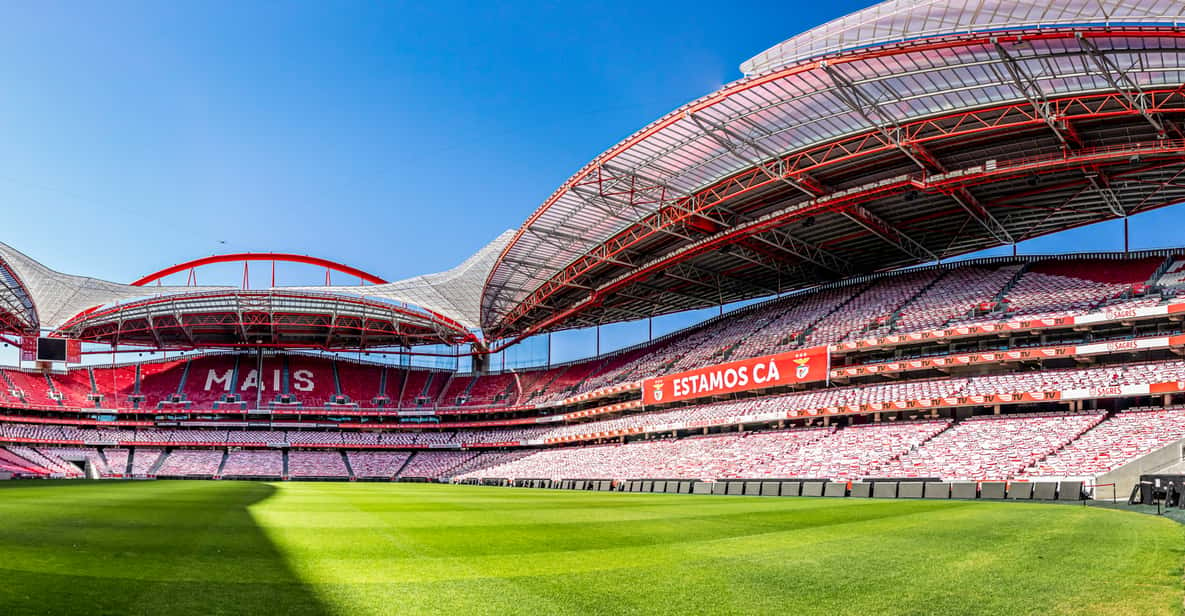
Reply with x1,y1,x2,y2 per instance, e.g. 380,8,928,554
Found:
479,0,1185,342
741,0,1185,75
0,232,513,350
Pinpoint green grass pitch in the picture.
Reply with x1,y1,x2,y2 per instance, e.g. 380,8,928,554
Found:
0,481,1180,615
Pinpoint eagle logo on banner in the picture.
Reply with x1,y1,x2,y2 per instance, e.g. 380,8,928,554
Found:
793,356,811,380
652,380,664,402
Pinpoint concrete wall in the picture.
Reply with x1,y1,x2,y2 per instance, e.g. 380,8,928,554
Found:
1096,437,1185,497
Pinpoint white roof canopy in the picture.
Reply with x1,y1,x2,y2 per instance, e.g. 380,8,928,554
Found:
0,229,514,338
742,0,1185,75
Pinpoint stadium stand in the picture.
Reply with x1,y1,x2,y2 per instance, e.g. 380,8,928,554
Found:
346,451,410,478
398,451,477,478
155,450,223,477
136,360,186,408
102,448,130,477
40,447,108,476
221,450,283,477
0,447,49,475
287,451,348,478
130,449,163,476
2,369,58,406
175,356,238,409
879,412,1104,481
7,254,1185,485
1023,408,1185,478
92,364,139,408
48,370,94,407
335,359,385,407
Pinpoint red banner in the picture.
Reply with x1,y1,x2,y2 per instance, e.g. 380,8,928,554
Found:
19,336,36,362
642,346,829,405
66,339,81,364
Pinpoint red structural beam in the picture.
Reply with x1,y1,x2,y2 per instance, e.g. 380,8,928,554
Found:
131,253,389,287
57,290,477,345
490,140,1185,350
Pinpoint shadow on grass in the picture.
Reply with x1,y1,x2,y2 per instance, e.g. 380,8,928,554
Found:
0,480,332,616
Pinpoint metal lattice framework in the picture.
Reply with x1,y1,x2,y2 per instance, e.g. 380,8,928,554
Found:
56,290,470,350
0,257,36,334
480,1,1185,344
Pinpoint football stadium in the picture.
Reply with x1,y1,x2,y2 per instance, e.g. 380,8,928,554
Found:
7,1,1185,614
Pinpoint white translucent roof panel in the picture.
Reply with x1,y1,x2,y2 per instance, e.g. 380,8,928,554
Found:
742,0,1185,75
482,17,1185,332
289,229,514,331
0,242,233,331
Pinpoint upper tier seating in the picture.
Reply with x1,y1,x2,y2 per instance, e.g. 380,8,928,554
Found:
805,271,939,344
239,356,287,404
334,359,386,406
2,369,57,406
1157,257,1185,291
533,360,607,402
436,374,472,407
729,286,861,360
180,356,241,408
136,360,187,408
893,266,1021,333
49,370,94,407
515,365,569,403
283,355,336,406
464,373,518,407
91,364,138,408
397,370,432,408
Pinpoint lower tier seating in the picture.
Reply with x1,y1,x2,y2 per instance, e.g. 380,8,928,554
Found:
347,451,410,478
154,449,223,476
222,450,283,477
287,451,348,478
875,412,1104,480
1023,407,1185,477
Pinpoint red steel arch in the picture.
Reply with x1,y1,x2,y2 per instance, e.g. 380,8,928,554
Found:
131,253,388,287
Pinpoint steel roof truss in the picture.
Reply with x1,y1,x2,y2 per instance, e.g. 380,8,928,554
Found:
822,61,1015,246
1082,169,1127,217
685,111,823,199
752,227,853,276
992,40,1083,149
1077,33,1168,139
842,204,940,262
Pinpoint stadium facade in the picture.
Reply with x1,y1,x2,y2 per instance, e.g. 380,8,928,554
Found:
3,0,1185,497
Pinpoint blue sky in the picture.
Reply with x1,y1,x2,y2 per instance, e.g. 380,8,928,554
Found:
1,1,1183,368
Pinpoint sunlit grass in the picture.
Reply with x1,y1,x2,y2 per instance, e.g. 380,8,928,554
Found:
0,481,1180,615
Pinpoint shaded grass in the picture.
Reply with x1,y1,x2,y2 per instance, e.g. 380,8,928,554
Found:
0,481,1180,615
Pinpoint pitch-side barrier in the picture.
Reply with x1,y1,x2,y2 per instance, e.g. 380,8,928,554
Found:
455,477,1088,501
